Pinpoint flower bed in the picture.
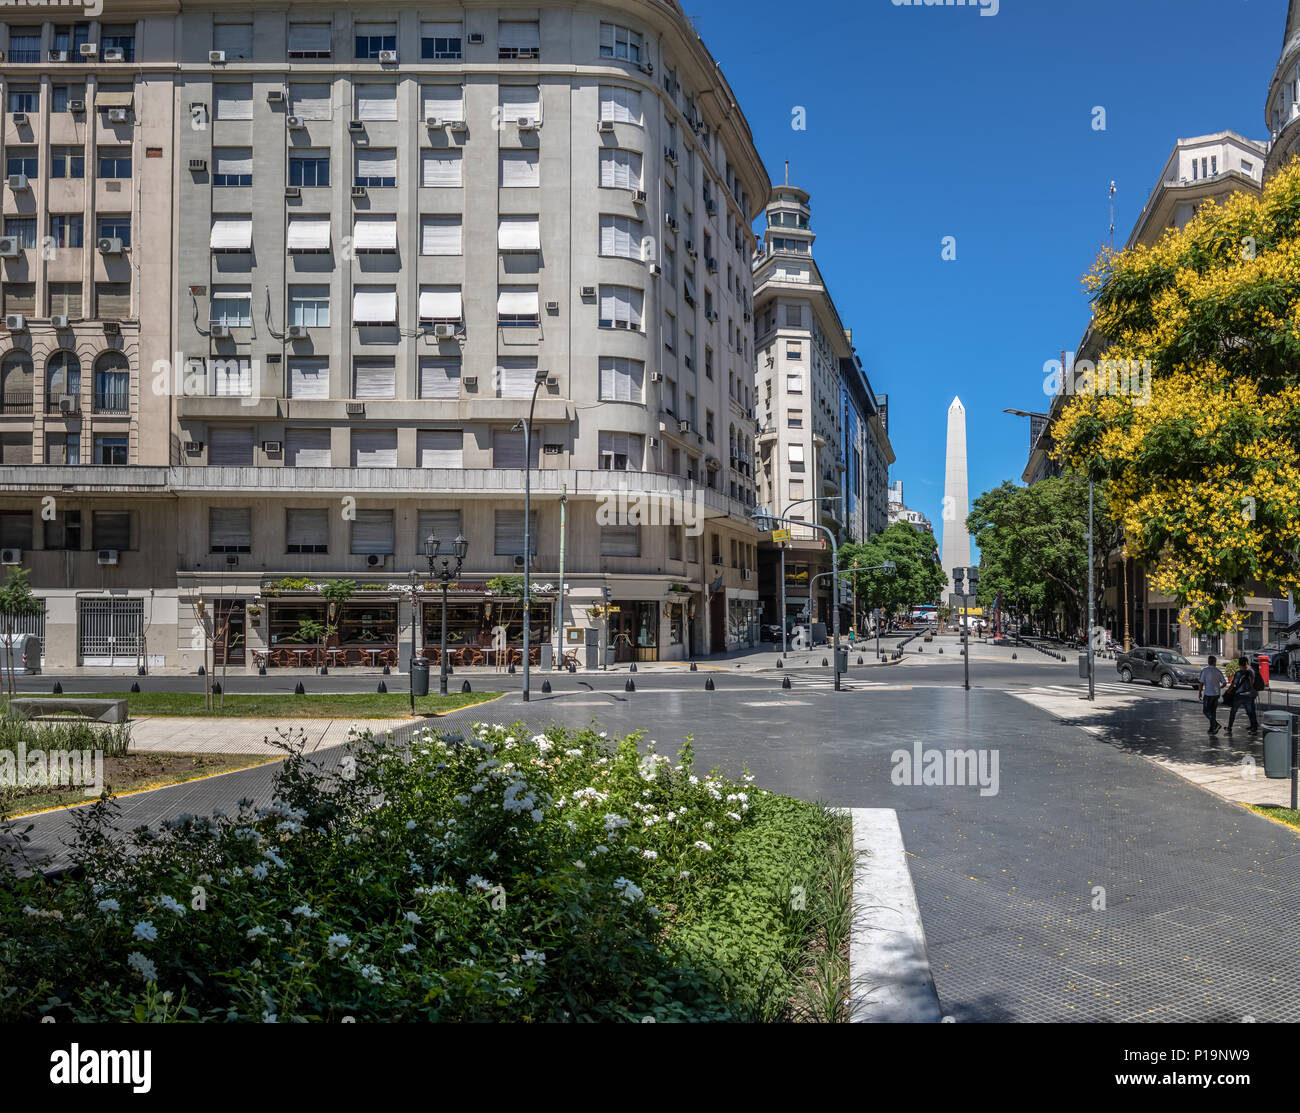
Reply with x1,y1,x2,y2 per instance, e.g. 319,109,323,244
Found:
0,722,845,1022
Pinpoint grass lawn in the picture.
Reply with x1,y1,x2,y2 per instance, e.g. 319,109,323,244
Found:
1247,803,1300,830
3,751,280,818
3,691,501,720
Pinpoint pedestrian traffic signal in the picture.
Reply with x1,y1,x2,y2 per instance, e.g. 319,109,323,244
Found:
602,586,613,602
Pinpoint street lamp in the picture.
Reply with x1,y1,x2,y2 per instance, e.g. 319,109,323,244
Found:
811,558,895,660
516,368,549,702
424,532,468,697
778,495,843,657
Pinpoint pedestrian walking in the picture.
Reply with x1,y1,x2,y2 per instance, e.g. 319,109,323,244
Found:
1226,656,1260,733
1197,655,1227,734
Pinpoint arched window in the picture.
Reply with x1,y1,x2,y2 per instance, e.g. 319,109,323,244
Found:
0,351,33,413
45,351,81,410
93,352,130,413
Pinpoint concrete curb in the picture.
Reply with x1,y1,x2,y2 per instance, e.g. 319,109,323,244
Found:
845,807,942,1023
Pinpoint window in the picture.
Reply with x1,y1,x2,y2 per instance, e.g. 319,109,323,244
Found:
4,218,36,249
285,428,332,467
353,215,397,254
351,510,395,555
788,444,805,473
51,148,85,179
97,148,132,178
418,359,461,400
600,86,642,124
598,285,643,330
49,283,83,319
6,149,37,179
355,149,396,188
93,510,131,550
600,215,643,259
418,287,462,325
492,429,539,469
97,215,131,247
214,84,253,121
599,23,642,62
95,283,131,318
600,148,642,190
289,83,331,120
422,21,462,60
356,84,397,121
599,431,643,471
497,287,539,326
288,152,329,188
786,373,802,393
500,149,539,188
289,286,330,329
1,352,33,411
784,304,803,328
422,83,464,122
210,216,253,253
213,147,253,187
601,525,640,557
786,341,803,361
210,286,252,327
94,436,128,466
286,508,329,553
787,409,803,429
7,31,40,66
494,510,539,556
599,357,644,403
287,357,329,398
49,215,83,249
422,149,463,187
353,359,396,400
416,430,462,467
789,479,805,500
705,410,715,442
45,432,82,466
498,216,540,253
352,288,397,326
288,23,332,59
8,88,38,114
210,508,252,554
496,358,540,398
350,429,398,467
3,284,35,317
287,217,330,253
53,25,91,57
499,84,541,122
499,20,540,60
213,22,253,60
208,360,252,399
100,27,136,62
355,25,397,60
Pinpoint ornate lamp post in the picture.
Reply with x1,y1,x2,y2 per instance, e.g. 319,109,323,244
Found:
425,532,469,697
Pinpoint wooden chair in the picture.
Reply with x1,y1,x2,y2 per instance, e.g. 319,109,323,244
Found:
458,646,485,667
379,647,399,669
251,651,267,670
269,647,296,669
562,648,580,670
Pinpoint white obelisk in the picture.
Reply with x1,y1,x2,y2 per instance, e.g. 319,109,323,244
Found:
941,397,971,589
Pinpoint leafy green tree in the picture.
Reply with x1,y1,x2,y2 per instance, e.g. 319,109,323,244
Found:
0,568,43,697
841,522,945,622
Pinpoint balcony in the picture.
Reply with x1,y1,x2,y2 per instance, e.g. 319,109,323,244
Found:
93,393,129,414
0,393,33,414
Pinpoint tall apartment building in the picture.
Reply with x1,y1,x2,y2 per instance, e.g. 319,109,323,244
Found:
752,184,892,631
0,1,770,670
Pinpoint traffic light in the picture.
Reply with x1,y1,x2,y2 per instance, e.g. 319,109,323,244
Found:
602,586,613,603
952,567,966,594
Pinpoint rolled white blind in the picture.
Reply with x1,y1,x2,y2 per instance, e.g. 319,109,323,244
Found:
353,289,397,324
601,525,640,557
600,149,642,189
209,426,253,465
356,149,397,179
418,359,461,399
353,216,397,251
210,218,252,250
353,360,396,398
351,509,394,554
788,445,805,463
421,216,462,254
600,215,641,258
417,508,462,543
287,218,330,251
599,286,642,329
288,360,329,399
497,358,538,398
600,86,641,124
213,148,252,177
288,23,332,54
497,287,538,317
214,84,253,120
286,508,328,548
416,430,462,467
210,507,251,548
499,84,540,119
499,21,540,49
498,216,540,251
418,287,461,320
422,84,463,120
599,357,643,402
285,428,332,466
500,149,539,187
213,23,252,59
210,358,252,396
422,22,461,39
290,82,331,119
356,84,397,121
494,510,538,555
350,430,398,468
422,149,462,187
356,22,395,38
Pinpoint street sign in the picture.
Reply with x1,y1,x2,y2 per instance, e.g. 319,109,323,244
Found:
772,528,791,543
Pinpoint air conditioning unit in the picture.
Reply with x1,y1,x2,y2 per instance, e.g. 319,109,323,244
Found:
664,147,678,166
268,89,285,104
580,286,596,299
706,311,718,322
597,120,616,134
51,315,70,329
351,186,367,199
287,115,305,129
49,50,69,62
347,120,365,132
678,420,691,434
448,119,468,133
189,158,207,172
648,437,659,449
263,440,282,453
104,47,125,62
462,375,477,388
184,440,203,453
286,324,308,339
80,43,98,57
512,555,527,569
648,263,662,277
685,240,697,257
209,50,227,63
97,237,124,255
0,238,20,259
649,372,664,383
58,396,79,415
4,314,26,332
69,100,85,113
12,113,29,127
705,199,717,216
210,324,231,338
426,117,445,129
97,549,119,566
378,49,398,63
517,117,538,131
706,256,718,273
366,553,388,567
284,186,301,199
104,321,121,336
545,300,559,313
8,174,30,192
468,32,485,45
633,190,647,205
666,216,679,232
433,323,457,339
0,549,21,566
345,402,366,415
107,108,129,124
545,376,558,387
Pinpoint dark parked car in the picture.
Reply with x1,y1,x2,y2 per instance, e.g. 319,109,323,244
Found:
1116,647,1199,689
1259,634,1299,678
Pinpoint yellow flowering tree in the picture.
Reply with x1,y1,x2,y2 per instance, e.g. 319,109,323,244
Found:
1054,161,1300,632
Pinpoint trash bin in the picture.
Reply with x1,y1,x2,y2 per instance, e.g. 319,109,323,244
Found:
540,643,553,670
835,648,848,674
410,657,430,698
1262,711,1293,779
1078,653,1090,679
1256,653,1271,687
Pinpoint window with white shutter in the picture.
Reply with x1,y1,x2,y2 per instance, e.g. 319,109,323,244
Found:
214,84,253,120
598,431,644,471
212,148,253,186
209,507,252,553
498,21,540,60
600,148,642,190
421,23,462,61
418,288,462,324
418,359,461,399
350,430,398,468
500,149,539,188
598,357,644,403
416,430,462,468
421,149,462,187
210,289,252,328
491,430,539,469
290,82,331,119
599,86,642,124
209,358,253,396
208,426,254,466
600,214,642,259
352,359,396,399
417,509,463,546
497,287,539,326
355,149,397,187
210,216,252,252
599,23,643,62
422,84,463,121
494,510,539,556
499,84,541,121
285,428,332,467
356,84,397,121
353,215,397,253
288,23,332,59
351,509,394,554
287,359,329,399
213,23,252,60
421,215,462,255
353,288,397,325
496,358,539,399
498,216,540,252
601,525,640,557
287,217,330,253
598,285,643,330
286,508,329,553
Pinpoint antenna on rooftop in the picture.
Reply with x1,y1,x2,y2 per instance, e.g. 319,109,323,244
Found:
784,160,789,186
1108,180,1117,250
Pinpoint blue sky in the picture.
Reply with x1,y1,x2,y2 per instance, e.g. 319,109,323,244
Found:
686,0,1283,545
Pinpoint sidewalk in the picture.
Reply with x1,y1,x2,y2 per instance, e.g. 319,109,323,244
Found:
125,716,415,755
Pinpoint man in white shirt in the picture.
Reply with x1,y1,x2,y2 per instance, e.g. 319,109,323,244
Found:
1197,655,1227,734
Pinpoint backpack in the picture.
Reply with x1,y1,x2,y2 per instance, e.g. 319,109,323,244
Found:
1253,666,1267,692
